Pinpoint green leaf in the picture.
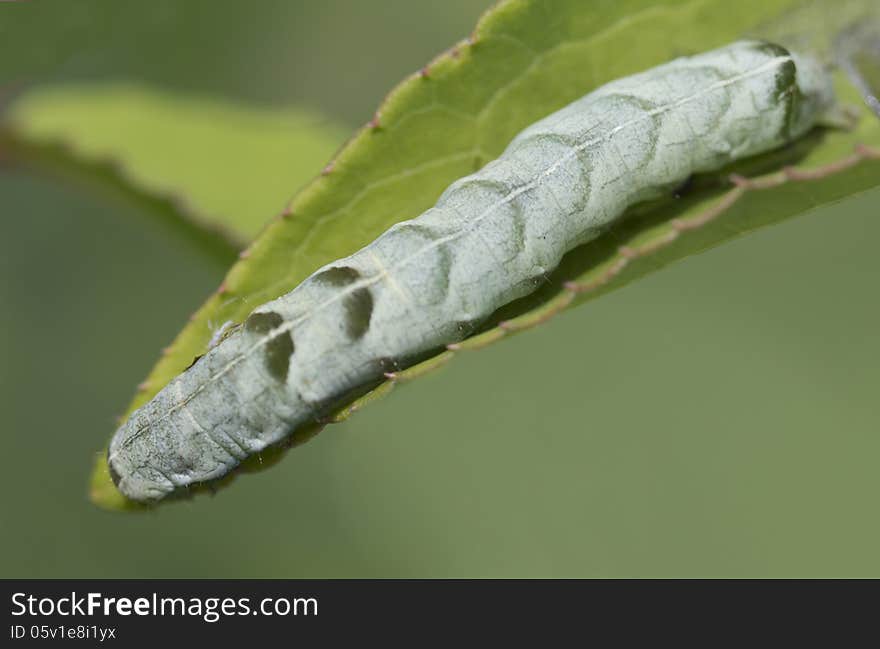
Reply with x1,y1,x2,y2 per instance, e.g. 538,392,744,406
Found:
4,84,348,245
88,0,880,511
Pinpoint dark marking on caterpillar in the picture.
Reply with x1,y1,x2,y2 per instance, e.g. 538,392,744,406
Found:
753,41,803,139
343,287,374,339
312,266,375,339
313,265,361,287
245,311,295,381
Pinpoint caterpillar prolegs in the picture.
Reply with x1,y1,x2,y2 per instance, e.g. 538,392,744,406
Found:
108,40,838,502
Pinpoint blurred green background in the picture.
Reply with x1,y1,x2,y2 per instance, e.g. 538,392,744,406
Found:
1,0,878,577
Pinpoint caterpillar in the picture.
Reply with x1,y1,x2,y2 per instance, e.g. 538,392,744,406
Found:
108,40,837,502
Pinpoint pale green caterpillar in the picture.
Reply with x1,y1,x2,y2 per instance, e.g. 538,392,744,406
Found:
108,40,838,502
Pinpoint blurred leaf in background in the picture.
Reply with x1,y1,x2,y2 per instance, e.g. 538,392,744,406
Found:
0,0,481,123
7,84,348,243
1,0,879,576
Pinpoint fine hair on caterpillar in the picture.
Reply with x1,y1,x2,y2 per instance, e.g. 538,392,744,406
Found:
109,39,855,503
